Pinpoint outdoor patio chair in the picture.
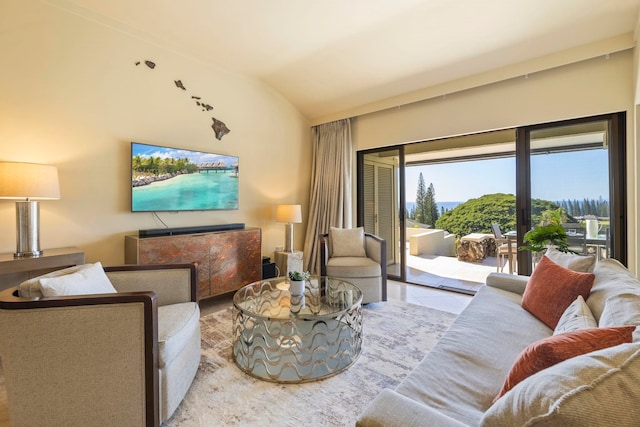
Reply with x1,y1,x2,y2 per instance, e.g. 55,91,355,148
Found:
491,223,517,273
562,223,587,254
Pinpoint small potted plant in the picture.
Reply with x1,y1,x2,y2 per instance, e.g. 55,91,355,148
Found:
520,207,573,256
520,222,576,268
520,223,571,254
288,270,310,296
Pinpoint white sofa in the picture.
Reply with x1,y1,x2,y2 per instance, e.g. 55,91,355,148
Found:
357,253,640,426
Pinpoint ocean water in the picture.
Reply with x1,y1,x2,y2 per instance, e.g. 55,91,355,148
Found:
406,201,462,213
132,172,238,211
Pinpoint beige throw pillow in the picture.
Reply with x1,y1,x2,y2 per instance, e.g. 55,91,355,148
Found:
544,246,596,273
554,295,597,335
586,258,640,322
330,227,366,257
38,262,117,297
600,293,640,342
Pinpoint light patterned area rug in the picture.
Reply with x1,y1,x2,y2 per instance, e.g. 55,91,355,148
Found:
165,300,457,426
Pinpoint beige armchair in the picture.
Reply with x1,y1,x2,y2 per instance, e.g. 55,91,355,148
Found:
0,263,200,427
319,227,387,304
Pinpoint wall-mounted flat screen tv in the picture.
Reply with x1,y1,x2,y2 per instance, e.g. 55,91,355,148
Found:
131,142,239,212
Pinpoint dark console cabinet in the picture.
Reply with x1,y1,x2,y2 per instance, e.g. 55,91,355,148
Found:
125,227,261,300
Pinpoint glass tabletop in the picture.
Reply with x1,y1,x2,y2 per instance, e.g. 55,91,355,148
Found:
232,276,362,320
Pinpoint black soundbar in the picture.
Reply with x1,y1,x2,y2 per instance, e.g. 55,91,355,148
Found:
139,223,245,238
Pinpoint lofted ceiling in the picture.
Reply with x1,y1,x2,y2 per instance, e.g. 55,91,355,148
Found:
46,0,640,124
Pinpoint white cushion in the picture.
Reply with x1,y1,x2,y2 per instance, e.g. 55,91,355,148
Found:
600,293,640,342
18,264,90,298
482,343,640,426
544,246,595,273
326,256,381,278
330,227,366,257
38,262,117,297
157,302,200,368
553,295,597,335
586,258,640,321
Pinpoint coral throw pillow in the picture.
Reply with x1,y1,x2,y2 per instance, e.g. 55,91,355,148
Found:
522,256,595,329
494,326,635,402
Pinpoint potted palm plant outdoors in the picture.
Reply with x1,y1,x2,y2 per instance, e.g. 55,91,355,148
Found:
520,208,574,263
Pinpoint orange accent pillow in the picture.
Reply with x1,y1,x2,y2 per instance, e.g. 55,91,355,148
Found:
494,326,635,402
522,256,595,329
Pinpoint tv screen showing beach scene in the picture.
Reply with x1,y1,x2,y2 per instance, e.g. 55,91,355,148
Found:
131,142,239,212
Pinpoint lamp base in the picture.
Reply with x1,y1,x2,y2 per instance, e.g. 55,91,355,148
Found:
14,250,43,258
284,222,295,253
14,200,42,258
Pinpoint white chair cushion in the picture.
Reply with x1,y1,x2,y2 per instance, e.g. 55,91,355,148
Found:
157,302,200,368
330,227,366,257
326,256,381,278
37,262,117,297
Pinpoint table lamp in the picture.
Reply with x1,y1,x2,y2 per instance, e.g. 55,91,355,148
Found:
276,204,302,253
0,161,61,257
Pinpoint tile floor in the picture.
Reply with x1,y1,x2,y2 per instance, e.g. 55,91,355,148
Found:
199,279,472,317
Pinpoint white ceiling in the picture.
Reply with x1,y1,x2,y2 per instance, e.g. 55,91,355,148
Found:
47,0,640,123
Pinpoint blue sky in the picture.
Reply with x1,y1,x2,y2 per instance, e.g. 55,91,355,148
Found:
405,149,609,203
132,142,237,166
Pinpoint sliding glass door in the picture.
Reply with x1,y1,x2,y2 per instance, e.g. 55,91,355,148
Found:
516,113,626,275
357,112,627,289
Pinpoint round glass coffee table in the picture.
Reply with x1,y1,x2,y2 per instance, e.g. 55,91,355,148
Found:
232,276,363,383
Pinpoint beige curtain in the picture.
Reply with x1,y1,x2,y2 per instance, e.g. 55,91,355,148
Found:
303,119,353,273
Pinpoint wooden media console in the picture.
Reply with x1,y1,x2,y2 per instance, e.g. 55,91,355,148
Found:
125,227,261,300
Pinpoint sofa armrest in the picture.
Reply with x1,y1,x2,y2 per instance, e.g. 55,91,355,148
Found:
357,389,468,427
105,263,197,305
0,291,159,426
485,272,529,295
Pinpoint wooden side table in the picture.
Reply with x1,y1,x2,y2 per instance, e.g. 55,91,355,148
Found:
274,250,303,277
0,247,85,292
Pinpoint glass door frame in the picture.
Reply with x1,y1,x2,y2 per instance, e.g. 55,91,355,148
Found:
515,112,627,276
357,112,626,282
357,146,406,282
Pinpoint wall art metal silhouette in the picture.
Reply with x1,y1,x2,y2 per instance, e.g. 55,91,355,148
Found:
135,60,231,141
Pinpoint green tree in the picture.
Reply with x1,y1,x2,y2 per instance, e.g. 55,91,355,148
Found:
415,173,428,225
434,193,563,237
425,183,439,226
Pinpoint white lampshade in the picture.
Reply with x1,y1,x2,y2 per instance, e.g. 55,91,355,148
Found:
0,162,61,200
276,204,302,253
276,204,302,223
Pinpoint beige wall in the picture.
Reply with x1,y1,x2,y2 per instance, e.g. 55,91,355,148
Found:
353,50,638,272
0,1,311,265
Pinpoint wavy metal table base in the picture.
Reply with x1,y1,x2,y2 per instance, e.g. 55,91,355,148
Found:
232,277,363,383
